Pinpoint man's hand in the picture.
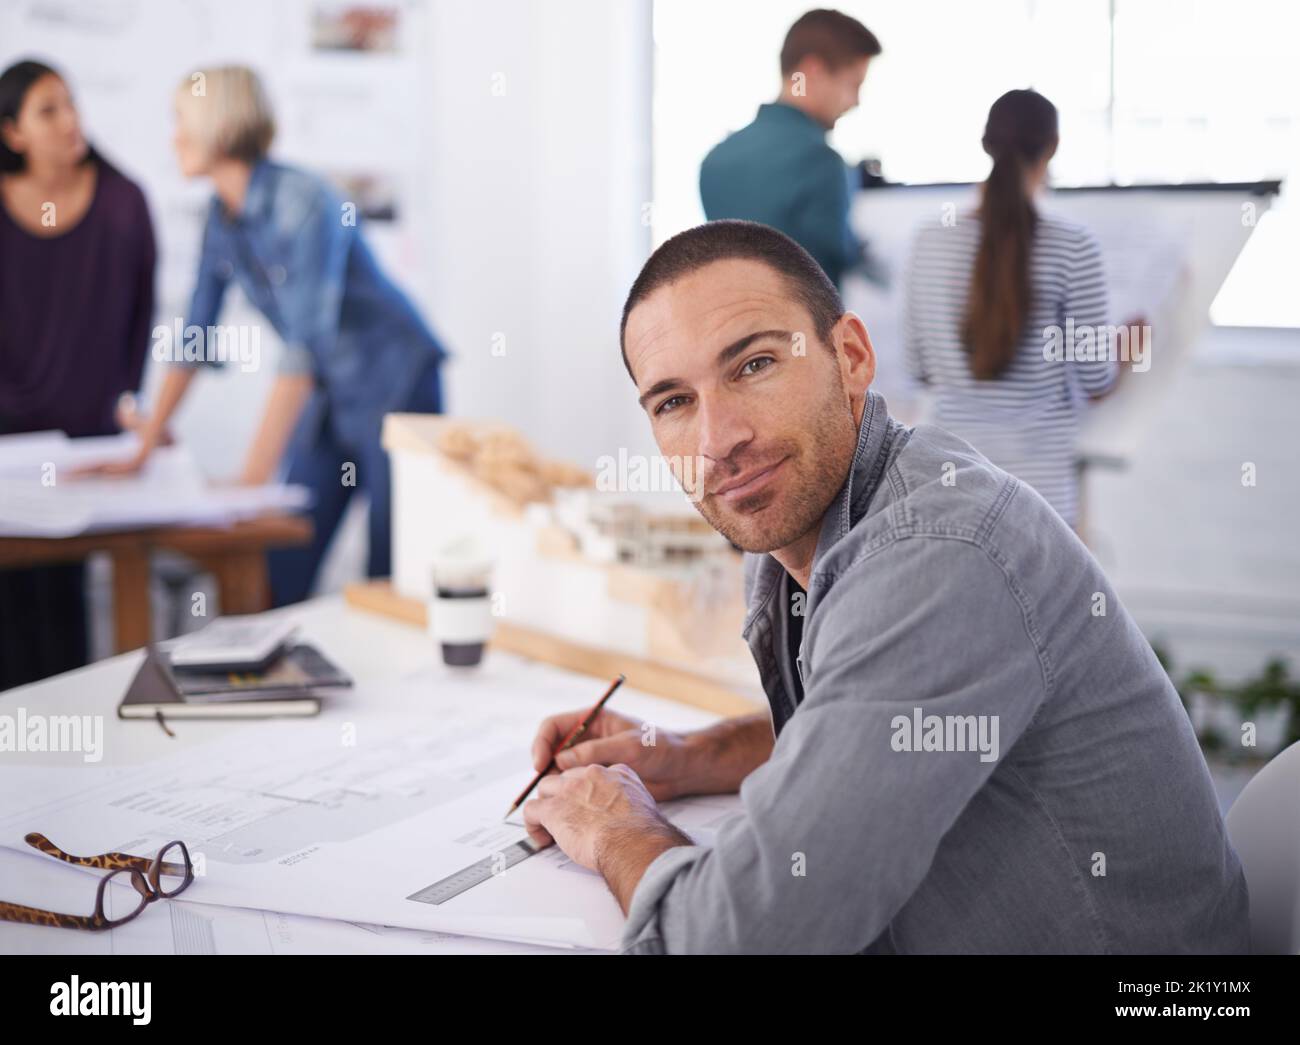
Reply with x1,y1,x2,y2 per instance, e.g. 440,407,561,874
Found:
522,763,691,912
531,707,776,804
530,707,692,801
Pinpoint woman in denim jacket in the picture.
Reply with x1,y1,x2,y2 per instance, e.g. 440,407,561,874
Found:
110,66,447,606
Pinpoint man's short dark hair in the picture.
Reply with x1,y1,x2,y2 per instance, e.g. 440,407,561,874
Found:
619,220,844,380
780,9,881,76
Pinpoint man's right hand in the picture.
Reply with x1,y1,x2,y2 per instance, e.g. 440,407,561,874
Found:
531,708,693,803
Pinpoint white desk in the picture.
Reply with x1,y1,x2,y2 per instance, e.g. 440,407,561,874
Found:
0,595,725,953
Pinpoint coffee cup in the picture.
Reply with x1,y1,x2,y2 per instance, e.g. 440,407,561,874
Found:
428,541,495,668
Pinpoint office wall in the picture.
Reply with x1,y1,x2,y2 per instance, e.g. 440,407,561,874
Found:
1090,326,1300,681
419,0,657,469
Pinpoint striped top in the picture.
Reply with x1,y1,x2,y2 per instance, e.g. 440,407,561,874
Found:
902,211,1118,526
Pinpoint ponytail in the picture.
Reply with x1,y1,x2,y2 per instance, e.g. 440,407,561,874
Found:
962,90,1058,380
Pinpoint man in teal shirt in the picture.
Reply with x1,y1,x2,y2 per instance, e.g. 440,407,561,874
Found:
700,9,881,288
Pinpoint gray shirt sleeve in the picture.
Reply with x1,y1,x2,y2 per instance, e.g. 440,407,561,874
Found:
620,536,1052,953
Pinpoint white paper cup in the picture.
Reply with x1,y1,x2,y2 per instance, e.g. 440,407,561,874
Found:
428,543,495,668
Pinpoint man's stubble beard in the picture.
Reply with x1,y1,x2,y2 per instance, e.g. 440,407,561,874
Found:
693,377,859,555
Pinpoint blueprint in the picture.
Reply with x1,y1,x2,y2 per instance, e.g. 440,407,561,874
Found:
0,676,741,950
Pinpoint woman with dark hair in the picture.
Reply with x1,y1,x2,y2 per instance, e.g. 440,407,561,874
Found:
0,59,156,687
902,89,1118,528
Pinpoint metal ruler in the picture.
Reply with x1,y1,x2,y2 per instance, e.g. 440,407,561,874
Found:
406,837,543,906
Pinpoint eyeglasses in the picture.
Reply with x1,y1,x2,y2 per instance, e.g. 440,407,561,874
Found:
0,832,194,931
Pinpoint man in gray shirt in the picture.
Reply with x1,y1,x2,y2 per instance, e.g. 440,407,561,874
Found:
522,220,1250,954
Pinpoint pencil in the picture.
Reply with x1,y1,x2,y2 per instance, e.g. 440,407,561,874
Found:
504,673,625,818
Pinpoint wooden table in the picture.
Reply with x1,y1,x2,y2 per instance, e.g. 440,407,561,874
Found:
0,513,312,653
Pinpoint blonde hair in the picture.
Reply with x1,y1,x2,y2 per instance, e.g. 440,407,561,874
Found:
175,65,275,163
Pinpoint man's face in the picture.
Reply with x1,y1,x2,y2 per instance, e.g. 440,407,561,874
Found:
624,259,868,554
804,56,870,128
831,57,870,123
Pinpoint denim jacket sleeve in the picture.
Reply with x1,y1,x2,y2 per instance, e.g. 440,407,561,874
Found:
175,204,231,371
620,535,1049,954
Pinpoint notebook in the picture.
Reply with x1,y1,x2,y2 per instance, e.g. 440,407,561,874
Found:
118,648,322,720
161,644,352,702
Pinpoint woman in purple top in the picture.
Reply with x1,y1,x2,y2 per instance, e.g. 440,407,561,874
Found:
0,59,156,687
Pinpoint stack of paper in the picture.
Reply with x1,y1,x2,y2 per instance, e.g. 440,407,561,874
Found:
0,432,309,537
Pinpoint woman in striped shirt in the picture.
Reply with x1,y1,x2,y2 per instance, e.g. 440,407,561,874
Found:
902,89,1117,528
